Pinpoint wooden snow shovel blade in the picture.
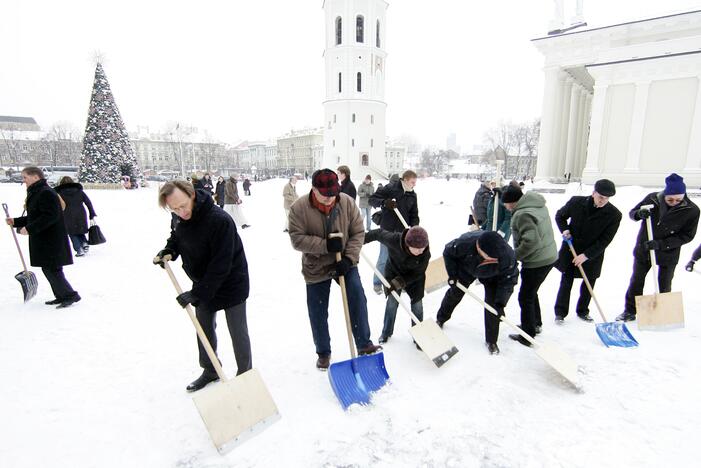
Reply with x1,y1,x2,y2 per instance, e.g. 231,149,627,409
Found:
455,281,580,388
565,239,638,348
424,256,449,294
328,245,389,410
636,209,684,330
3,203,38,302
361,251,458,367
161,259,280,452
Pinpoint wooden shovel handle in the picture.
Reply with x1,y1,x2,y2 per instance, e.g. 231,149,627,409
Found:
329,232,357,358
162,259,228,382
566,238,608,322
392,203,410,229
2,203,29,273
641,205,660,295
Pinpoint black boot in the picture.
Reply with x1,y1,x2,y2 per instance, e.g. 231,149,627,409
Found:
509,334,533,347
45,298,62,305
56,294,81,309
316,354,330,370
486,342,500,355
616,312,636,322
577,313,594,323
186,371,219,392
378,335,390,344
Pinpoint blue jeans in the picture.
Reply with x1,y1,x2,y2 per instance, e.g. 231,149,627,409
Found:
361,207,372,230
306,267,372,356
69,234,88,254
373,243,389,287
382,292,423,338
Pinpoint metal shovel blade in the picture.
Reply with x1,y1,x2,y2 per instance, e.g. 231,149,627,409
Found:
191,368,281,454
15,270,38,303
534,342,580,388
328,353,389,410
635,292,684,330
595,322,639,348
409,320,459,367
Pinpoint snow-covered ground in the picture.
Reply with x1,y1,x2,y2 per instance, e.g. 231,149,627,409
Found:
1,177,700,468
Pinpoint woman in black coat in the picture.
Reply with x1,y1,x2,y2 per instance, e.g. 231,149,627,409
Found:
55,177,96,257
214,176,226,208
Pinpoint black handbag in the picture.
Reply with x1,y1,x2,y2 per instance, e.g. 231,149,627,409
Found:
88,220,106,245
371,210,382,226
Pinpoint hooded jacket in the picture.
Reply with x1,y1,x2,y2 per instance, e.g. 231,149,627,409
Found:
357,181,374,209
472,183,492,224
510,191,558,269
54,182,96,236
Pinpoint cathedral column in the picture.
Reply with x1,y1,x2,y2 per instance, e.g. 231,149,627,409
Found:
555,76,574,177
582,82,608,177
572,88,586,177
536,67,566,178
564,82,582,176
624,80,651,172
577,92,592,176
684,76,701,174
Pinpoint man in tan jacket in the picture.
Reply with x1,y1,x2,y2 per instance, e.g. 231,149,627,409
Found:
288,169,381,370
282,175,298,232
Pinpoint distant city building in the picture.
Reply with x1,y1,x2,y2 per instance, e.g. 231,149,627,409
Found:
277,128,324,175
0,116,41,132
385,142,406,175
0,116,81,168
446,132,460,154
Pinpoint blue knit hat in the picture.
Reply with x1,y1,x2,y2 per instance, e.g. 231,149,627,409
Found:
664,173,686,195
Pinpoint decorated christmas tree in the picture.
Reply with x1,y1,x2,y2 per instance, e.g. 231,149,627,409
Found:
77,62,141,184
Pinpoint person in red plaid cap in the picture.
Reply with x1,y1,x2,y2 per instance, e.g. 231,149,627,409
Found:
287,168,381,370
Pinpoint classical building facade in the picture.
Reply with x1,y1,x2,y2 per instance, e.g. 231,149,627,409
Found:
533,10,701,186
322,0,389,180
277,128,324,175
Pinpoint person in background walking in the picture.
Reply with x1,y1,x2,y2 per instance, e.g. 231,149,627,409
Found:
686,244,701,273
471,180,493,228
282,175,299,232
553,179,621,323
617,173,699,322
224,175,251,229
502,184,557,344
201,173,214,196
481,182,515,242
243,178,252,196
5,166,80,308
357,174,375,231
54,176,97,257
214,176,226,209
368,170,420,294
338,165,357,202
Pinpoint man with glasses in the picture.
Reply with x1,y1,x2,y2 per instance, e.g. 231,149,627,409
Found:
617,173,700,322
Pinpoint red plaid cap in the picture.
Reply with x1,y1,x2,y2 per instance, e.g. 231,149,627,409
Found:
312,169,340,196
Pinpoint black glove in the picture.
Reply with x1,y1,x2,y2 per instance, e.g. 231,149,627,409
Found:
384,199,397,210
644,240,661,251
492,187,502,196
333,257,353,277
686,260,695,272
326,236,343,253
176,291,199,308
389,276,407,292
637,208,651,219
154,248,177,268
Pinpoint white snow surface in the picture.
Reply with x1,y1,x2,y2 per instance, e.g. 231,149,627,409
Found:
1,178,700,468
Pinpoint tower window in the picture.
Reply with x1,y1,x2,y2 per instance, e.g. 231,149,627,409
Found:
376,20,380,47
371,114,374,124
352,139,355,147
333,139,335,147
362,154,369,166
352,113,356,123
335,17,342,45
338,72,342,93
357,72,362,92
371,139,374,148
356,15,364,43
333,114,336,123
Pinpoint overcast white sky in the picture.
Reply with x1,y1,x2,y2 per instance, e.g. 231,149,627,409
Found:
2,0,701,150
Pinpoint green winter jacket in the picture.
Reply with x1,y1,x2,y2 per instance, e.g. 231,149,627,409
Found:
510,191,557,269
482,196,512,241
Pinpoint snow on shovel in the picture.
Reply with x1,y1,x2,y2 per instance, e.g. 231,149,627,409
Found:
161,258,280,453
327,234,390,410
565,238,638,347
360,250,458,367
635,205,684,330
455,281,581,389
2,203,38,303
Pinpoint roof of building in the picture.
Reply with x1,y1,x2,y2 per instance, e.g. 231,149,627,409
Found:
0,116,38,125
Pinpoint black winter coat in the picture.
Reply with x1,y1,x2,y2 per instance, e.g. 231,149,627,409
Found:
554,196,621,279
13,179,73,268
215,181,226,203
201,178,214,195
443,231,518,305
472,184,492,224
164,189,249,310
368,180,419,232
54,182,96,236
340,178,357,201
630,192,700,266
365,229,431,302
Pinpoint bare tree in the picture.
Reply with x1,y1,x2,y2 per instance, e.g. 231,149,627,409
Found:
483,119,540,179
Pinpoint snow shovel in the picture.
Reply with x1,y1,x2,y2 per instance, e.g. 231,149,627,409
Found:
425,256,449,293
565,238,638,347
161,258,280,453
2,203,38,303
455,281,580,389
635,206,684,330
360,251,458,367
327,237,389,410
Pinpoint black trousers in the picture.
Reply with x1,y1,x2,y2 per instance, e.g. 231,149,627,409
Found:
42,267,78,301
518,264,554,337
624,256,675,315
554,273,596,318
195,301,252,376
436,277,512,344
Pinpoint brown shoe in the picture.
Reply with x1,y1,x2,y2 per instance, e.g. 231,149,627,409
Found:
316,354,330,370
358,344,383,356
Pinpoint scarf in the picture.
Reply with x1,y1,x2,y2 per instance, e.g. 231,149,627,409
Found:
311,191,336,215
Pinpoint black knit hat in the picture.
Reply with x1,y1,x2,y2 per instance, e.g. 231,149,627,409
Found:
405,226,429,249
594,179,616,197
501,185,523,203
476,231,503,258
311,169,340,196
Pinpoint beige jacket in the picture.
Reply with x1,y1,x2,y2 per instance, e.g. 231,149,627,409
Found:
224,178,239,204
283,182,299,209
288,192,365,284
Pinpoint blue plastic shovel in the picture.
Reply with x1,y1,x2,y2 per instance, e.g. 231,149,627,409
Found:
328,249,389,410
566,238,638,347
